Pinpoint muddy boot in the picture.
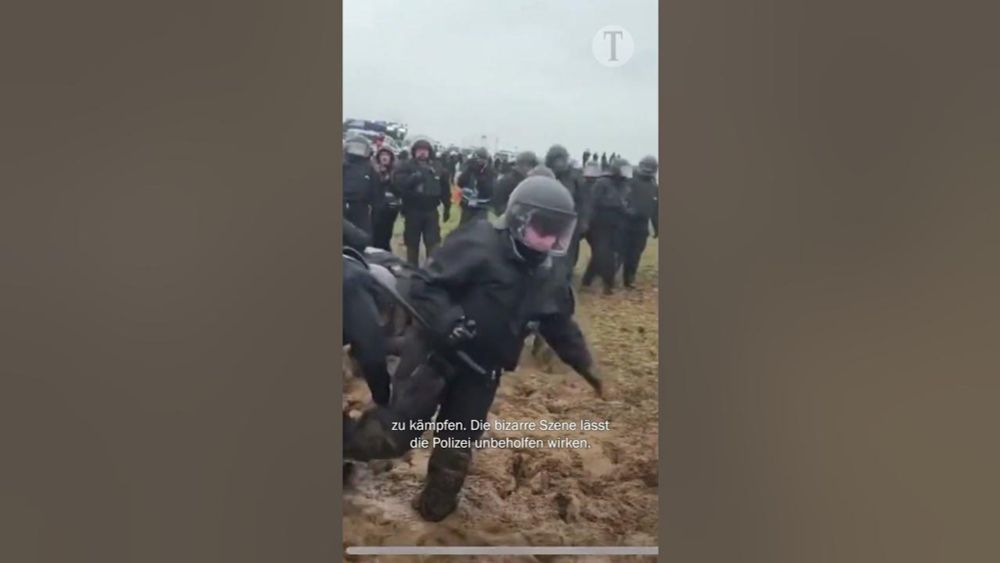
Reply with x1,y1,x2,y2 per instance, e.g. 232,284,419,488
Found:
412,447,472,522
343,409,404,462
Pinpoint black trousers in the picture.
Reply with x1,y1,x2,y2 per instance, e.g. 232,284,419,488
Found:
344,201,372,236
619,222,650,287
402,208,441,265
371,205,399,252
343,327,500,461
582,220,622,290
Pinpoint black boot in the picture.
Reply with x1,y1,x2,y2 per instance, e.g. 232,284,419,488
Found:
412,447,471,522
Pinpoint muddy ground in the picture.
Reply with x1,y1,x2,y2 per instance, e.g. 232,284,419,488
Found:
344,218,659,563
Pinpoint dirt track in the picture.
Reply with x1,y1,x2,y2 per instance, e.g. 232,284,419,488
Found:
344,230,659,563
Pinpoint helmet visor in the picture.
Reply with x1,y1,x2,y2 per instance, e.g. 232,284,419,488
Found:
619,164,634,179
345,140,369,157
507,202,577,256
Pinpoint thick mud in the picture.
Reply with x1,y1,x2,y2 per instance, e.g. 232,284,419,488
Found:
344,238,659,563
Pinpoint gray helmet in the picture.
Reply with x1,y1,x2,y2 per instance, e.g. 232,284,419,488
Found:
638,155,658,176
473,147,490,162
583,160,602,178
344,134,372,158
544,144,570,174
497,176,578,257
527,165,555,179
515,150,539,171
609,157,634,179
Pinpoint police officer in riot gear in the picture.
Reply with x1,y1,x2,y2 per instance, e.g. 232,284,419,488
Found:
394,137,452,266
370,146,400,252
457,147,496,225
619,155,659,288
343,134,382,235
343,176,602,522
583,157,632,295
492,150,538,215
545,144,591,277
343,241,391,406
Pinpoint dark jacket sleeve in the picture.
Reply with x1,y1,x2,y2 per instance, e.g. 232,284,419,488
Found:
538,312,594,377
479,169,496,199
439,164,452,209
367,162,384,208
343,264,390,405
406,227,486,339
393,162,422,194
457,165,473,189
536,279,593,375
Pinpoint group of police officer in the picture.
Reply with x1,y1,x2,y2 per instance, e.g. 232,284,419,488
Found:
341,133,658,523
343,133,659,293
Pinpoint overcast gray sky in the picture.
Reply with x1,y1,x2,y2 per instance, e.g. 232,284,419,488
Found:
343,0,658,164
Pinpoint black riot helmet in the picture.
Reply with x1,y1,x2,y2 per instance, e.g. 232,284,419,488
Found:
497,176,577,262
408,135,435,161
609,157,634,179
397,149,410,162
515,151,539,174
473,147,490,163
344,134,372,159
544,144,570,175
637,155,658,177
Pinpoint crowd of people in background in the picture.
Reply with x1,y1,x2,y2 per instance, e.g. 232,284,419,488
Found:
342,134,659,295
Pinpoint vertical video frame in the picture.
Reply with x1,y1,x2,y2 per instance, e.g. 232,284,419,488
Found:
342,0,659,558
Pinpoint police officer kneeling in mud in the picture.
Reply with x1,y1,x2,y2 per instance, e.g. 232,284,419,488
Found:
343,176,604,522
342,221,391,406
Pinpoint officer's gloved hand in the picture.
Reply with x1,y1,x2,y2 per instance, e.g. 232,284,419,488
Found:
442,206,451,223
444,317,477,348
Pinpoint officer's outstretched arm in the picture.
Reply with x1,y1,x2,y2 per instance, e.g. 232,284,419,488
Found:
537,313,602,397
